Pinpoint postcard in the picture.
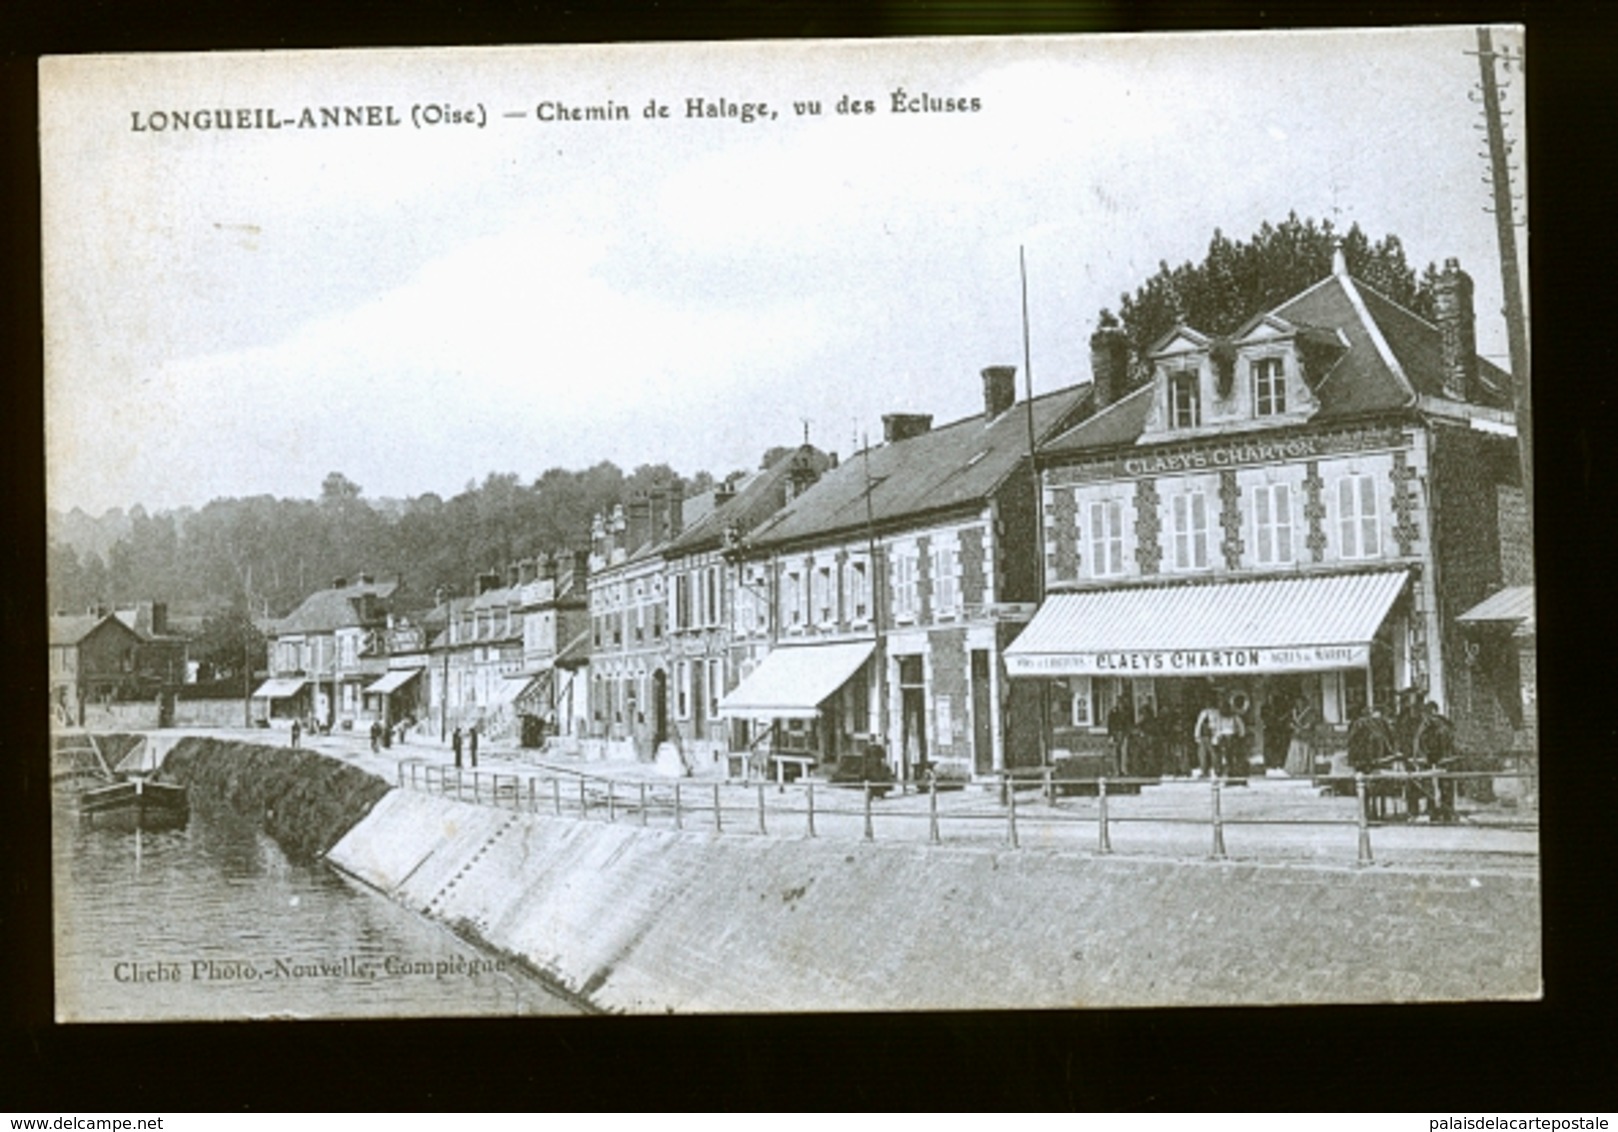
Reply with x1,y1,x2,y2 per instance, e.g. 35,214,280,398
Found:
42,27,1536,1021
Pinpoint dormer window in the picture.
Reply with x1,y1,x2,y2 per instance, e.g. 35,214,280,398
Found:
1252,357,1286,417
1169,370,1201,429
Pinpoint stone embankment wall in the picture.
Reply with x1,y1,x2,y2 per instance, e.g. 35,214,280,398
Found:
162,737,390,862
329,789,1541,1013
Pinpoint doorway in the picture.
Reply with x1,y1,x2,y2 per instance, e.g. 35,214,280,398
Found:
652,669,669,746
970,650,992,775
898,654,927,781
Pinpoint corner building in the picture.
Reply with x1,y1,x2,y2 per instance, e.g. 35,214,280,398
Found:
1006,255,1530,766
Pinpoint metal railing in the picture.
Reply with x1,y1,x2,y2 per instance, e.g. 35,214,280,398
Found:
394,761,1538,867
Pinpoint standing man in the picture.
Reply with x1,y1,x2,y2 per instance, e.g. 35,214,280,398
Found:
452,725,463,769
468,725,479,769
1415,701,1458,822
290,719,301,749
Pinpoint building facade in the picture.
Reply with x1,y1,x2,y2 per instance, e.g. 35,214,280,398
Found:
1006,254,1529,769
723,368,1094,782
256,574,397,730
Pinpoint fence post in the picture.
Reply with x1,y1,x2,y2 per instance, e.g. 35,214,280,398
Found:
863,783,874,842
757,783,767,836
579,776,588,818
1209,777,1227,860
639,782,648,827
674,782,683,830
929,779,941,845
529,776,536,813
1097,776,1112,854
805,782,816,839
607,779,616,823
552,777,562,817
1043,765,1053,804
1007,782,1020,849
1355,773,1374,865
396,762,403,789
713,783,723,833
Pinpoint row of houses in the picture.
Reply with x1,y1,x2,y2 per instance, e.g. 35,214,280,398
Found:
241,252,1533,776
49,602,190,725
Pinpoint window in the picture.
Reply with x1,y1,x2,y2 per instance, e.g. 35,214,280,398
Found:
1088,499,1125,577
1069,676,1093,728
1337,474,1381,559
635,601,645,642
1170,492,1210,571
1253,482,1294,565
784,571,804,628
932,545,959,616
814,565,834,624
1170,369,1201,429
1252,357,1285,417
844,559,870,622
893,552,918,619
675,660,691,720
706,566,720,628
706,658,722,719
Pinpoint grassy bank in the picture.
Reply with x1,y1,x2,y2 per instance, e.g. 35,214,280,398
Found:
163,737,390,862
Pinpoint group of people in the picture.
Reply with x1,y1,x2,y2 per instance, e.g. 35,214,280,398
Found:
1345,692,1459,820
451,724,479,769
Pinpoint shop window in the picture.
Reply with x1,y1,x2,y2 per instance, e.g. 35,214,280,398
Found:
1170,370,1201,429
1088,500,1125,577
1170,492,1210,571
1337,474,1381,559
1252,357,1286,417
1069,675,1094,727
1253,483,1295,565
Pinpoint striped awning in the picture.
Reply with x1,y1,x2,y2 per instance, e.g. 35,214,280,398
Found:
364,667,423,695
1005,571,1409,677
250,677,308,699
718,641,875,720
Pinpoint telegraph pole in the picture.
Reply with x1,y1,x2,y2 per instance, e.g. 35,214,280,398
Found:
1471,27,1532,528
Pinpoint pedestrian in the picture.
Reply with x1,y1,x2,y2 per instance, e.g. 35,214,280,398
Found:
452,726,463,769
1193,696,1220,778
290,719,301,749
1108,688,1134,776
1261,692,1291,770
468,725,479,769
1393,689,1423,764
369,719,381,753
1284,695,1318,777
1211,695,1247,780
1414,700,1458,821
1132,701,1160,778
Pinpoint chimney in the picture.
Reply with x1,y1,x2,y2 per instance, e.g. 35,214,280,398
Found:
573,549,591,587
518,558,538,585
668,489,684,538
982,365,1017,419
626,493,653,552
882,413,934,444
1089,310,1131,409
331,576,348,590
786,449,823,500
150,602,168,636
507,562,520,588
1434,258,1479,402
714,475,738,506
590,513,609,562
476,571,502,595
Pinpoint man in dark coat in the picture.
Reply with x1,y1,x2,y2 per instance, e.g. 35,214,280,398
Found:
452,726,463,769
1414,701,1459,821
468,725,479,769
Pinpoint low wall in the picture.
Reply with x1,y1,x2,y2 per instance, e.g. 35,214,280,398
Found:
330,790,1541,1014
81,702,162,730
171,698,251,728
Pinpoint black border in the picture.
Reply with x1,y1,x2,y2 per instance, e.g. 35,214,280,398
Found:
6,0,1614,1113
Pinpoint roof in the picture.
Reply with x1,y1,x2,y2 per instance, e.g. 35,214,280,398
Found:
664,446,831,557
1005,570,1410,674
748,384,1093,549
271,579,397,635
1041,271,1513,459
50,613,142,647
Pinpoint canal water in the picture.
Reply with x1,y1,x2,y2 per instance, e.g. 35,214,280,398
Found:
53,797,580,1022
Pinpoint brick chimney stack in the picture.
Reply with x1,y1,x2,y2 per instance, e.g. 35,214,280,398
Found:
982,366,1017,419
626,493,654,552
1434,258,1479,402
1089,310,1131,410
882,413,934,443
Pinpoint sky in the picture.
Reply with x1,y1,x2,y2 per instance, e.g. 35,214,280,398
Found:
40,26,1528,516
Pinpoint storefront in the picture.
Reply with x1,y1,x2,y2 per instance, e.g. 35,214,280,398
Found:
250,677,310,727
1005,570,1413,773
717,640,876,769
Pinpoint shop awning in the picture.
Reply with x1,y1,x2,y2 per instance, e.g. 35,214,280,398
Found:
1458,586,1535,635
364,668,423,695
1005,571,1409,677
488,672,538,706
250,677,308,700
718,641,875,720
